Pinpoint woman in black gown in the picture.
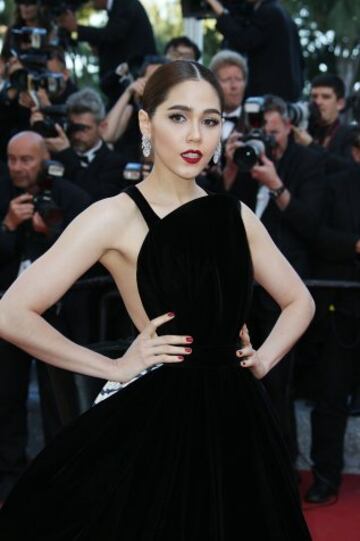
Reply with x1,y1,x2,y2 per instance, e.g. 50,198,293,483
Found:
0,61,314,539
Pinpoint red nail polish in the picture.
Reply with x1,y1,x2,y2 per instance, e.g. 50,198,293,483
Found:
186,337,193,343
178,356,184,361
185,348,192,353
238,350,243,356
168,312,175,317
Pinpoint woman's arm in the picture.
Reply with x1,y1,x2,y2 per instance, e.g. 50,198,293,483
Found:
241,203,315,378
0,199,123,380
0,196,191,381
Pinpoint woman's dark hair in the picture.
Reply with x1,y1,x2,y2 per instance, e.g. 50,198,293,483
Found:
142,60,225,117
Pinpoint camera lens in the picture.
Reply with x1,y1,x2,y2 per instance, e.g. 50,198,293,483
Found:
233,139,265,172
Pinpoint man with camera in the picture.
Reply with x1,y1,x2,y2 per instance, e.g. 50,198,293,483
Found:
0,130,90,501
0,43,77,162
224,95,325,464
206,0,304,101
293,74,354,169
302,158,360,503
36,87,127,202
57,0,157,81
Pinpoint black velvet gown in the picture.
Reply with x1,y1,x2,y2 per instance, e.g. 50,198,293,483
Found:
0,186,311,540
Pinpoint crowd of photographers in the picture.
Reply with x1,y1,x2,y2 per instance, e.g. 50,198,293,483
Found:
0,0,359,508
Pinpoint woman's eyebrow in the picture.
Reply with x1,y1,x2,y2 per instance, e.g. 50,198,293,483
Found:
167,105,222,116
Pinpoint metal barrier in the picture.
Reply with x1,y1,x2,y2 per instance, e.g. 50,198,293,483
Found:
1,276,360,343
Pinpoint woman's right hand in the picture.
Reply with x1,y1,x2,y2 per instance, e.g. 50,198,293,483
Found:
112,312,193,383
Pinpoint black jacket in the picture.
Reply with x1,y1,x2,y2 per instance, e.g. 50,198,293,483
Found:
77,0,157,78
232,140,325,278
0,174,91,290
308,122,356,175
216,0,304,101
54,142,127,202
312,166,360,317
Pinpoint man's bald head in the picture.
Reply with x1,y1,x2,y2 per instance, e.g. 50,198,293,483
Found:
7,131,49,190
9,131,49,157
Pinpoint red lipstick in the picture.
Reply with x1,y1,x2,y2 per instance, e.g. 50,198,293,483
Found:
180,149,203,165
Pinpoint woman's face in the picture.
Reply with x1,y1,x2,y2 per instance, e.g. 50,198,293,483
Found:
145,79,222,181
19,3,39,23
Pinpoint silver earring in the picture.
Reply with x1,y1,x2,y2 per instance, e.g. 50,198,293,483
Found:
142,135,152,158
213,141,222,164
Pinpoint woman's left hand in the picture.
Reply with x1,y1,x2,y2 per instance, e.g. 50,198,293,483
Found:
236,324,268,379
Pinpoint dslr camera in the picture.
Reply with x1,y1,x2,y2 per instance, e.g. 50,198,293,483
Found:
233,97,276,172
33,160,65,227
287,101,321,131
32,104,68,138
8,27,65,100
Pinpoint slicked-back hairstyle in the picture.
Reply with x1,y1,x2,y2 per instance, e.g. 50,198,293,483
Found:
66,87,106,123
311,74,346,100
209,50,248,83
142,60,225,118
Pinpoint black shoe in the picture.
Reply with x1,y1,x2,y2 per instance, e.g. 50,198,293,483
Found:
304,478,338,504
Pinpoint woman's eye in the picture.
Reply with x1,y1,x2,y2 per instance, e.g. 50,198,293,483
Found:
203,118,220,127
169,113,186,123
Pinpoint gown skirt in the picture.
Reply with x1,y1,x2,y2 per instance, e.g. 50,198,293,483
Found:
0,187,312,540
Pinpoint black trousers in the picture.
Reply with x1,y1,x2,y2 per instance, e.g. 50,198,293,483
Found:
309,310,360,488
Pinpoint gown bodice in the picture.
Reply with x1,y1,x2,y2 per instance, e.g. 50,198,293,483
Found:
128,186,253,358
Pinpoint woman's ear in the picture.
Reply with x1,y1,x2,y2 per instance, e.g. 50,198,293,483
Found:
138,109,151,138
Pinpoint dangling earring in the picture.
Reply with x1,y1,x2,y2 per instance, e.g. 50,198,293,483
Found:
142,135,152,158
213,140,222,164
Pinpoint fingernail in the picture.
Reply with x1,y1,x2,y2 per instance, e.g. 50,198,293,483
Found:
168,312,175,317
241,361,246,367
185,348,192,353
178,356,184,361
186,336,193,343
237,350,243,356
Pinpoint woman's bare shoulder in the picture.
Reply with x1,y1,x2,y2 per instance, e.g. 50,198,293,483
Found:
85,192,136,222
73,192,139,238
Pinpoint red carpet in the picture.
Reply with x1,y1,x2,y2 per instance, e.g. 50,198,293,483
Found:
300,471,360,540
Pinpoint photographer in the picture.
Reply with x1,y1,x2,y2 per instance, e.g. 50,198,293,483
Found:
0,131,90,500
102,56,168,166
44,46,78,105
0,42,76,161
224,95,325,463
37,87,127,202
304,163,360,503
57,0,157,80
1,0,54,61
293,74,355,169
210,50,248,142
206,0,304,101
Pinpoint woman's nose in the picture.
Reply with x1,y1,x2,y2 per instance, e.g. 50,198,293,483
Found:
187,121,201,142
